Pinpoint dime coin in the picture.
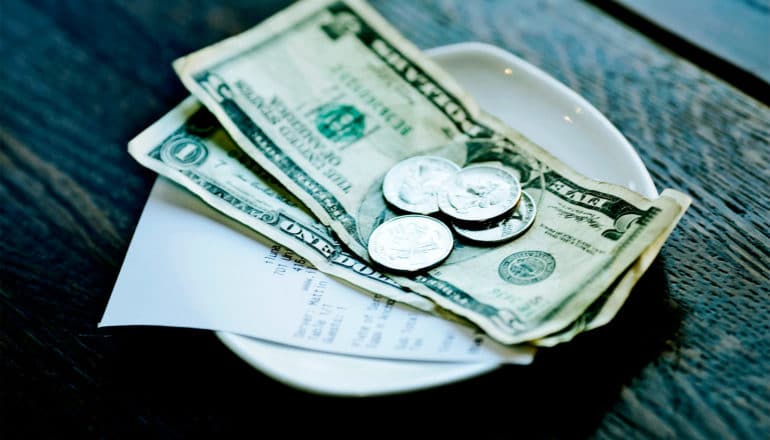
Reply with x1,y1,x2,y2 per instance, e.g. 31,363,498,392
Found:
437,165,522,223
382,155,461,214
452,191,537,243
367,215,454,272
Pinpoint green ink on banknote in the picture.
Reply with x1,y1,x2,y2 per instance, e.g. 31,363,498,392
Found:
498,251,556,285
160,136,209,168
316,103,365,143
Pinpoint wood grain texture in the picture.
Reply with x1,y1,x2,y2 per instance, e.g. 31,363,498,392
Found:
616,0,770,84
1,0,768,438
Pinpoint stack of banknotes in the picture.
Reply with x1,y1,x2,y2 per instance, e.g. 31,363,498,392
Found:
128,0,690,348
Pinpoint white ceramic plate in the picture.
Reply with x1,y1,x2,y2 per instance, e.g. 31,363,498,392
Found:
216,42,658,396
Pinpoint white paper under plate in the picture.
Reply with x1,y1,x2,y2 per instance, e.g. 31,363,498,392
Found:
134,42,659,396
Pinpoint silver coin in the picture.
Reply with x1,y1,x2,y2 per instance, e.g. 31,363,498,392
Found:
382,155,461,214
452,191,537,243
437,165,522,223
367,215,454,272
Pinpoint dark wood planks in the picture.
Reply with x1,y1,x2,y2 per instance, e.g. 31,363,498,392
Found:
1,0,768,438
372,1,770,437
615,0,770,85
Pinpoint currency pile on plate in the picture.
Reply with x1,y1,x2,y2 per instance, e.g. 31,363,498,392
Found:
128,0,690,349
370,156,538,273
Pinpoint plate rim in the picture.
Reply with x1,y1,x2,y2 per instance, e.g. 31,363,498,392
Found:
215,41,658,396
216,332,500,397
429,42,658,198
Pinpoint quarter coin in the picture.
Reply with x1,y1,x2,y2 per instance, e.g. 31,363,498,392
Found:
437,165,522,223
452,191,537,243
382,155,461,214
367,215,454,272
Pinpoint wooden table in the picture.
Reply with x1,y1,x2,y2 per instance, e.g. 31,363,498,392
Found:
2,0,768,437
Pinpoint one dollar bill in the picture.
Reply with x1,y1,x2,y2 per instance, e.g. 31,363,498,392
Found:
128,96,436,313
127,98,540,362
128,97,684,348
172,0,690,344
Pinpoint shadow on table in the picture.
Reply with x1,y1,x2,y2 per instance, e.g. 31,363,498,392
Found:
336,258,683,437
89,259,681,438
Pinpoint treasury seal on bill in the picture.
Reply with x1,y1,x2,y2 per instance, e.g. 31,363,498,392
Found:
498,250,556,285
